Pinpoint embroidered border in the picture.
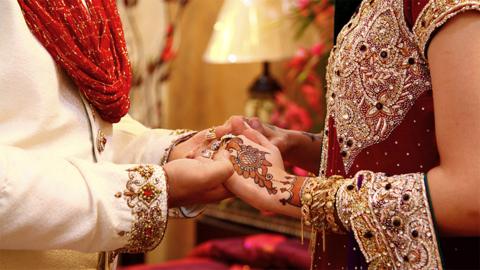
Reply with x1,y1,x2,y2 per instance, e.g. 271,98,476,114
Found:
336,171,443,269
413,0,480,59
324,0,431,173
160,130,197,166
115,165,168,253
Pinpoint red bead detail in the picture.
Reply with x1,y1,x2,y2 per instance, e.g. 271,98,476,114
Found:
17,0,132,123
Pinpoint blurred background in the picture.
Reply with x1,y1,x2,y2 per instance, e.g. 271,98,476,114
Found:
117,0,334,269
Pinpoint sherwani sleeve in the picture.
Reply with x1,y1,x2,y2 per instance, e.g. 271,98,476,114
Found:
111,114,191,167
111,114,204,218
0,145,168,253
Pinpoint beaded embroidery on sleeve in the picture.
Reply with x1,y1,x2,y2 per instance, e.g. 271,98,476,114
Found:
301,171,443,269
116,165,168,253
413,0,480,59
335,171,442,269
320,0,432,173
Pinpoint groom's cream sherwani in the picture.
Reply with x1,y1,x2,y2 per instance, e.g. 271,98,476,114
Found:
0,1,199,269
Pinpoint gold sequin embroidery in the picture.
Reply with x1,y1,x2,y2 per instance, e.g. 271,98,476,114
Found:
115,165,168,253
336,171,443,269
323,0,432,173
413,0,480,59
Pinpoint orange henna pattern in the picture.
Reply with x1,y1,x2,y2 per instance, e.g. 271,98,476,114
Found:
280,175,306,207
225,137,277,194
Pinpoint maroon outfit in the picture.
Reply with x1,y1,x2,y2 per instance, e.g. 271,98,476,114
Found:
312,0,480,268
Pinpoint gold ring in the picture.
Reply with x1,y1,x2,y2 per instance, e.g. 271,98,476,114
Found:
205,127,217,140
220,134,236,145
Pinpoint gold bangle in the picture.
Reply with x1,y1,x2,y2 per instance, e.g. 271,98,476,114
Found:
324,176,347,234
300,176,347,233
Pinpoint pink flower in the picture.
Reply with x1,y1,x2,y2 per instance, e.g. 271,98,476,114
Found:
298,0,311,9
289,48,309,69
311,42,325,56
301,84,321,111
271,93,312,131
284,103,312,131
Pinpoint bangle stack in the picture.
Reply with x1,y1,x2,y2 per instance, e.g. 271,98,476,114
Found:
300,176,347,234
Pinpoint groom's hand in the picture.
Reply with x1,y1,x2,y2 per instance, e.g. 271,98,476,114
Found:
169,118,254,161
163,153,234,207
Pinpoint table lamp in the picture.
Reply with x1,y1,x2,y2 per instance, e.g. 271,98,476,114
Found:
204,0,317,122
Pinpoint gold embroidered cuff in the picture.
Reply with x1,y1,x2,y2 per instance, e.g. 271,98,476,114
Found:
116,165,169,253
336,170,443,269
413,0,480,59
301,176,347,234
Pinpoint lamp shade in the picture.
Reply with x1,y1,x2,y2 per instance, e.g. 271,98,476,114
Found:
204,0,318,64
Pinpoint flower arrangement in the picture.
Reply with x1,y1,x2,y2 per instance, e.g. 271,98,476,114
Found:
270,0,334,133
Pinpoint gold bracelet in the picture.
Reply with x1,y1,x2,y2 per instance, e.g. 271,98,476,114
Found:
324,176,347,234
300,176,347,234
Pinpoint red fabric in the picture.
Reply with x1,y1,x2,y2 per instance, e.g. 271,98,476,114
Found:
403,0,430,28
119,258,230,270
314,90,439,269
325,91,439,179
189,234,310,270
18,0,132,123
120,234,310,270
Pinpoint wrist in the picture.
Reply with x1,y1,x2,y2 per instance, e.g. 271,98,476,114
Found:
168,141,184,162
162,163,176,207
163,131,197,164
285,129,303,150
283,130,323,172
300,176,347,234
282,130,303,160
162,164,171,199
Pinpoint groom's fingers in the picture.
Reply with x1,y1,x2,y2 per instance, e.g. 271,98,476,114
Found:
198,186,233,204
216,117,265,145
241,127,277,151
215,116,247,137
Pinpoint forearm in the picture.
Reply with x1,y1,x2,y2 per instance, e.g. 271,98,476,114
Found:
284,130,323,173
427,166,480,236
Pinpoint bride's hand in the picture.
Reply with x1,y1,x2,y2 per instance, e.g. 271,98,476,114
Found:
220,132,304,218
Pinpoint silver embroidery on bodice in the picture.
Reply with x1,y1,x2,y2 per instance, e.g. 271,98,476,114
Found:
323,0,432,173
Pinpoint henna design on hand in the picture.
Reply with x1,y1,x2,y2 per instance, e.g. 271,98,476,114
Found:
225,137,277,194
279,175,307,207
